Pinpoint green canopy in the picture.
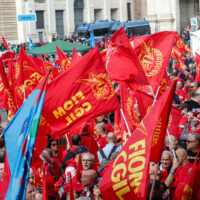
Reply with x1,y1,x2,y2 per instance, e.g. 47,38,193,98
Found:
28,40,92,55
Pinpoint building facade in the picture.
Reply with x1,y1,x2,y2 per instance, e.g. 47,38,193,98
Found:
0,0,136,44
0,0,200,44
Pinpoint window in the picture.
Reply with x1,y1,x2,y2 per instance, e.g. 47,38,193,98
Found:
36,11,44,29
127,3,131,21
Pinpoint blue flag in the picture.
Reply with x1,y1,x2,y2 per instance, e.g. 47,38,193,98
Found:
90,31,95,48
4,73,49,200
29,36,35,50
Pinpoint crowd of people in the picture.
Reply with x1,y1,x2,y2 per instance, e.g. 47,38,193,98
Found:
0,25,200,200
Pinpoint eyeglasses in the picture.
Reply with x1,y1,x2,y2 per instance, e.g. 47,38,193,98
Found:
51,143,58,146
186,140,196,144
82,159,92,162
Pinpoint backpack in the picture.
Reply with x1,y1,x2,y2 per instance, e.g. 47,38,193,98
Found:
61,149,78,172
99,145,118,168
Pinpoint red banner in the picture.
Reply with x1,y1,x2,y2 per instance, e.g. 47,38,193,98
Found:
136,89,181,138
181,153,199,199
195,53,200,83
15,47,44,105
0,51,17,67
56,46,71,71
71,47,81,66
175,34,191,53
106,27,148,90
42,47,120,137
0,59,17,116
100,81,176,199
2,36,9,50
130,31,176,93
120,86,139,133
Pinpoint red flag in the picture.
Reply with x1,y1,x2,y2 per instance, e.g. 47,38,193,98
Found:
0,76,5,108
193,157,200,200
15,47,44,104
2,35,9,50
42,47,120,137
0,51,17,67
106,27,148,89
175,34,191,53
195,52,200,83
130,31,176,92
40,54,61,80
171,46,185,72
135,89,181,138
71,47,81,66
7,53,19,110
100,49,107,66
0,58,18,116
171,46,183,59
120,86,139,133
181,153,199,199
114,110,122,140
56,46,71,71
157,71,170,98
100,81,176,199
42,40,45,46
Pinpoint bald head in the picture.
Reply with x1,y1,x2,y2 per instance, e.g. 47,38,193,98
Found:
107,132,116,143
176,148,188,167
164,135,178,150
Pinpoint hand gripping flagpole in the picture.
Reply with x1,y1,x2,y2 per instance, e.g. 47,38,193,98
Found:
149,84,177,161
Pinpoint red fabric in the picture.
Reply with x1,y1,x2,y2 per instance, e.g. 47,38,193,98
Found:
96,136,107,149
120,85,139,134
56,46,71,71
160,170,168,183
0,58,17,116
136,89,181,138
195,52,200,83
71,47,81,66
173,162,192,187
32,166,43,188
43,158,61,198
100,81,176,199
157,71,170,98
2,36,9,50
43,47,120,137
0,51,17,67
175,34,191,53
180,154,199,199
130,31,176,93
106,27,148,90
176,89,187,103
15,47,44,106
114,110,122,139
62,146,78,163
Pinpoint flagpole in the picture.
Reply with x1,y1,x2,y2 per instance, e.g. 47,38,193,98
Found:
182,110,200,122
120,108,132,137
166,129,177,161
150,84,177,161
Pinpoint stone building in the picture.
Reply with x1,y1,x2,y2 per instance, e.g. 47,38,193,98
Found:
0,0,200,44
0,0,136,44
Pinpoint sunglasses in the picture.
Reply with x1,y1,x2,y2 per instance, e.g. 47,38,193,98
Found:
186,140,196,144
51,143,58,146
